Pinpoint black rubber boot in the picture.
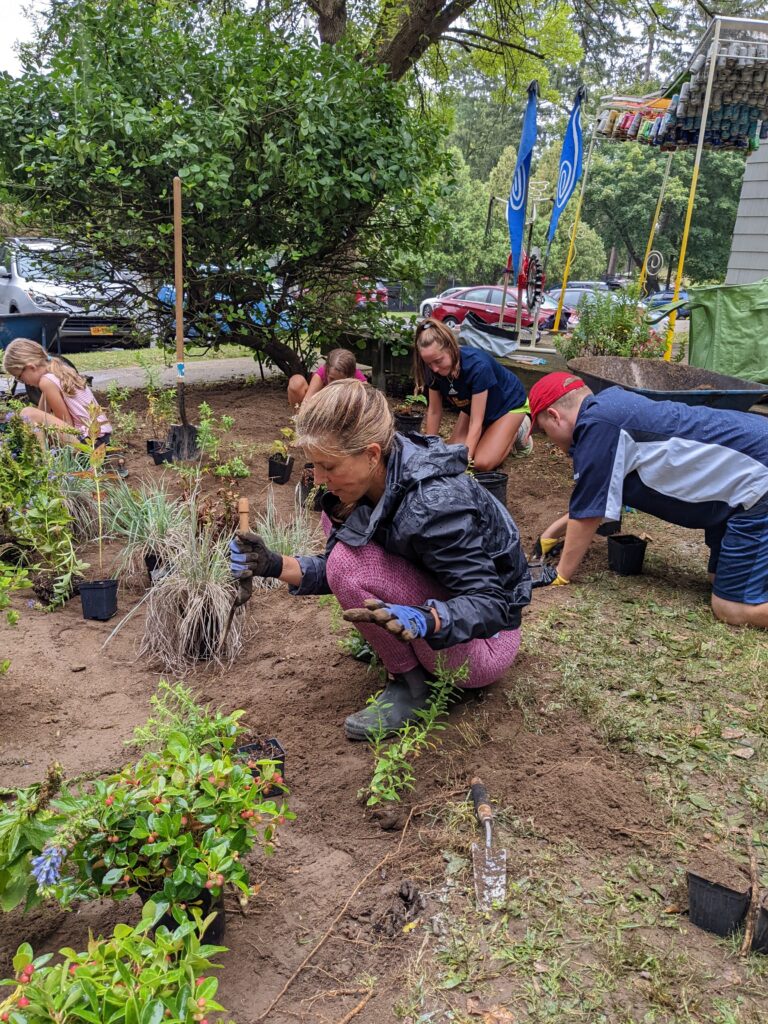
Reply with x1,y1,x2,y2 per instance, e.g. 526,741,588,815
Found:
344,667,431,741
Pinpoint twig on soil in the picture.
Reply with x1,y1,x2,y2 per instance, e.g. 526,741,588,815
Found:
740,836,760,957
302,987,367,1010
333,989,374,1024
254,799,433,1022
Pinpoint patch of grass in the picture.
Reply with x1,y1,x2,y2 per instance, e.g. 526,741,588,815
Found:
74,342,255,372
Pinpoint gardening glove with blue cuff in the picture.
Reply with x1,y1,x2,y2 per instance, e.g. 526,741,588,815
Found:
342,598,436,642
230,532,283,580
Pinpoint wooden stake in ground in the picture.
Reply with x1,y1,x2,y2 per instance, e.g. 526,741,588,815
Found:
167,174,199,459
740,836,760,956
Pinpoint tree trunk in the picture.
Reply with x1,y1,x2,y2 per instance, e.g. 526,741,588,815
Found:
315,0,348,44
374,0,476,80
240,332,307,378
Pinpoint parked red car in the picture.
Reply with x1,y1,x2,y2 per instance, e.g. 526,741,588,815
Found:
428,285,548,329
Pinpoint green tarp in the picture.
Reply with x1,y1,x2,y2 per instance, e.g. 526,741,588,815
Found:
687,277,768,384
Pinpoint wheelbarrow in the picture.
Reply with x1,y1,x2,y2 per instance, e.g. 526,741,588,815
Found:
567,356,768,413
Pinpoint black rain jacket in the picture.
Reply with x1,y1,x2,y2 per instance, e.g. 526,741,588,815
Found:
290,433,532,648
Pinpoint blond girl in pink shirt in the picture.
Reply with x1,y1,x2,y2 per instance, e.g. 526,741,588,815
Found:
2,338,112,445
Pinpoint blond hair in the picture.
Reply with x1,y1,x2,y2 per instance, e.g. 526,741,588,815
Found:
325,348,358,379
412,318,460,392
295,378,394,459
2,338,87,396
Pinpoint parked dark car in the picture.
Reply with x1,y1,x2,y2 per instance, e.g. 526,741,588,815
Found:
645,288,690,319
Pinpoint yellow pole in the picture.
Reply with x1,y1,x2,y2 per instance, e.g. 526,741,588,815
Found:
664,18,721,360
554,119,598,332
638,150,674,296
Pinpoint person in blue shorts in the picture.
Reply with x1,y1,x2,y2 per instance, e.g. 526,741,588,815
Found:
528,371,768,628
413,319,532,472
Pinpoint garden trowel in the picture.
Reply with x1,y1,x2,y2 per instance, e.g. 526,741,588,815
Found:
218,497,252,652
470,777,507,911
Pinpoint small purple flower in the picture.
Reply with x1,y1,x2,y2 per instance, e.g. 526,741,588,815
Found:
26,599,37,608
3,411,13,422
31,846,66,887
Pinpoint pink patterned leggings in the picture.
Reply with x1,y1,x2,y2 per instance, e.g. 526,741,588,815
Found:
324,533,521,689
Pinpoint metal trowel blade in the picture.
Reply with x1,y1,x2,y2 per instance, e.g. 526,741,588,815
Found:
471,842,507,911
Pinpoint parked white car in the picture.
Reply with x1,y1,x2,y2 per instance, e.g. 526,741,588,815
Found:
419,286,464,318
0,237,133,349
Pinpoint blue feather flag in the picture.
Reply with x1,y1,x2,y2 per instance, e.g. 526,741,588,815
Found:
547,87,586,243
507,81,538,280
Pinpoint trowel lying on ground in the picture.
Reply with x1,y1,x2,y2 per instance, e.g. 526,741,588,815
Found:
470,777,507,911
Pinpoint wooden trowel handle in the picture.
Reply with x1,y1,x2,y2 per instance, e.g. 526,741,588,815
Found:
470,776,493,825
237,497,250,533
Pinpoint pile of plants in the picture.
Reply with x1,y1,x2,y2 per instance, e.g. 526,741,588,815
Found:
0,683,291,1021
555,288,667,362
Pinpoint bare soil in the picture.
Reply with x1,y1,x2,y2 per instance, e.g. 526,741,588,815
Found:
1,380,762,1022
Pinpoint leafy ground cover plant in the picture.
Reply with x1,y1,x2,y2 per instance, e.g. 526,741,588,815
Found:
130,681,245,755
41,729,290,909
0,764,64,912
213,456,249,479
0,911,227,1024
363,659,466,806
0,561,29,673
556,288,667,362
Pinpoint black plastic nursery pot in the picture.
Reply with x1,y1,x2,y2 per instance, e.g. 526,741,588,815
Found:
140,887,226,943
607,534,647,576
146,439,162,454
268,455,294,484
144,551,163,586
596,519,622,537
393,411,423,434
752,895,768,954
151,447,174,465
385,373,416,399
474,470,508,506
80,579,118,621
297,463,325,511
687,871,751,937
237,738,286,798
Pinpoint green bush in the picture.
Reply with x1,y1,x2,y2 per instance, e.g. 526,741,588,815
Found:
555,289,667,362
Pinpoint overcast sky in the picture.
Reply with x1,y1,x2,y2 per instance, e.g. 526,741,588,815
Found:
0,0,44,77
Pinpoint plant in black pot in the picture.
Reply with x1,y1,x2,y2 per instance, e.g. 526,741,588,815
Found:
392,393,427,434
267,427,295,484
106,479,186,589
296,463,326,511
34,729,292,942
75,407,119,621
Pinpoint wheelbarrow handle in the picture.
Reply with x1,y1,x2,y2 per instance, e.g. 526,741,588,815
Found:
469,777,493,826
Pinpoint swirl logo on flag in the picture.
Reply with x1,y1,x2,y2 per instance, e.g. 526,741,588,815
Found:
546,87,584,244
509,166,526,211
555,119,580,207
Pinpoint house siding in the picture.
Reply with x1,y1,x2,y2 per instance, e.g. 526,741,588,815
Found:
726,141,768,284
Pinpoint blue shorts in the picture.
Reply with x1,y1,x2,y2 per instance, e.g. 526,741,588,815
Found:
707,492,768,605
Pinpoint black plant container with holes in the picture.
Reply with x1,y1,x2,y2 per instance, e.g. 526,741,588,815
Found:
607,534,647,576
474,470,508,506
147,439,163,454
393,411,423,435
151,447,174,465
139,887,226,943
144,551,163,586
80,579,118,621
268,455,294,484
236,738,286,799
596,519,622,537
752,895,768,953
297,463,325,511
687,871,751,937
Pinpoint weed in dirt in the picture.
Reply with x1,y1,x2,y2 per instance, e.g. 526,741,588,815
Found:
363,660,466,806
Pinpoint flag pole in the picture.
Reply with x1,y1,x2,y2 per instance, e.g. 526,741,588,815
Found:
553,116,598,333
505,81,539,333
637,150,674,296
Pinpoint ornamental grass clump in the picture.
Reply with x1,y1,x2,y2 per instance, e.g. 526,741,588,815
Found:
251,487,323,591
106,479,187,588
139,501,245,674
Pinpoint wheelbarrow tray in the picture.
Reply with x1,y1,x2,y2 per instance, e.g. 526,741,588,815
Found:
567,356,768,412
0,312,70,352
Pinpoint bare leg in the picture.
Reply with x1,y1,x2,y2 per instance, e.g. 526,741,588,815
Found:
472,412,526,472
287,375,308,407
711,594,768,628
448,412,469,446
20,406,78,444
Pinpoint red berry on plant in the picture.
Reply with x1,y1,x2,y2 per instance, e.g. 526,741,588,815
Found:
2,1011,10,1020
216,874,224,886
205,879,214,889
181,816,188,825
105,795,115,806
69,965,77,976
273,774,283,785
207,775,216,784
147,834,156,844
198,998,207,1007
277,815,286,825
18,997,30,1008
195,977,205,986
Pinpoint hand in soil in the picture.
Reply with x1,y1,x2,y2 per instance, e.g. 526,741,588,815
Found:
342,599,435,641
529,562,560,589
230,532,282,578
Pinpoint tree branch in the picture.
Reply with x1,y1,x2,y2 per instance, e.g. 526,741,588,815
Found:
374,0,477,81
452,27,544,60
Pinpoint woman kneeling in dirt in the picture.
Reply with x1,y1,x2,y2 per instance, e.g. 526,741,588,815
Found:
286,347,368,408
231,379,531,740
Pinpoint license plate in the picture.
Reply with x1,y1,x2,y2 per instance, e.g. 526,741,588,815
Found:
90,326,116,336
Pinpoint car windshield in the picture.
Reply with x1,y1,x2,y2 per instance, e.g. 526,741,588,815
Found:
16,249,115,283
